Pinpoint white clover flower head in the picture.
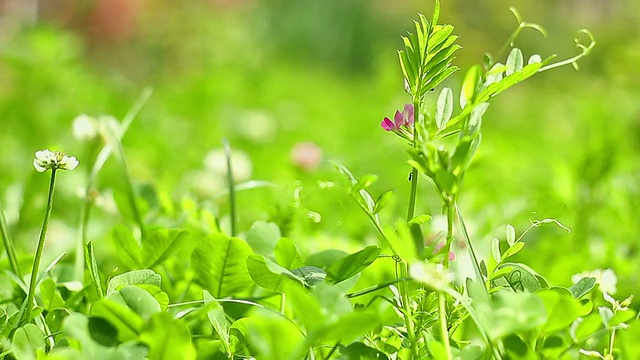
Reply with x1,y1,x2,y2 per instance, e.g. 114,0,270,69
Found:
204,148,252,181
98,115,121,139
33,149,79,172
72,114,99,141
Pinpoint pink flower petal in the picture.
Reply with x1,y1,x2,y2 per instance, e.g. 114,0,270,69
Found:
404,103,415,126
394,110,404,128
381,117,395,131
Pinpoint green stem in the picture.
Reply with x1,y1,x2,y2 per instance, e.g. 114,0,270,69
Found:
223,139,237,236
455,203,485,290
169,298,306,337
75,168,93,284
110,129,145,240
539,31,595,72
0,199,22,277
437,201,455,359
438,291,452,360
398,262,419,359
406,168,419,221
22,169,57,325
84,241,104,298
323,343,339,360
406,100,420,222
443,200,455,268
444,287,502,360
402,99,422,359
608,327,616,357
346,277,412,298
75,88,152,280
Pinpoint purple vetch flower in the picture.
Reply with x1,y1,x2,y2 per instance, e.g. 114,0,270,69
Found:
381,104,415,133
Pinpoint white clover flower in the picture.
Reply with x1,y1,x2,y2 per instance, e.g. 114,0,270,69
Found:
98,115,121,139
72,114,99,141
204,149,252,181
33,149,79,172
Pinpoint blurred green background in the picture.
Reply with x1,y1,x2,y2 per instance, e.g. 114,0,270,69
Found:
0,0,638,298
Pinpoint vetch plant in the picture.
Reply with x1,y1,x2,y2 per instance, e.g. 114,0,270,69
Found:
330,1,611,359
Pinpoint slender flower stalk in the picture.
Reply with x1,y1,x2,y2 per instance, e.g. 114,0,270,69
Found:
223,139,237,236
383,104,420,358
22,150,78,325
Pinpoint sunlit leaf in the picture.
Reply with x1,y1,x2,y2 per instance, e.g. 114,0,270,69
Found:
245,308,305,360
12,324,45,360
108,285,161,321
245,221,281,258
140,312,196,360
502,242,524,259
246,255,303,292
203,291,230,354
290,266,326,287
274,237,304,270
141,229,192,268
492,262,546,292
327,245,381,283
460,65,481,109
568,277,597,299
472,289,547,340
538,287,584,335
373,189,395,214
112,225,141,268
192,233,254,298
40,278,64,311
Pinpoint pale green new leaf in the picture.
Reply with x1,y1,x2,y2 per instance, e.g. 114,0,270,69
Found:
203,290,230,353
373,189,394,214
506,48,524,76
435,87,454,129
491,238,501,263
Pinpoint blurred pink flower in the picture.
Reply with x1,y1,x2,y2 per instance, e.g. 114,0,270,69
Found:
291,142,323,171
